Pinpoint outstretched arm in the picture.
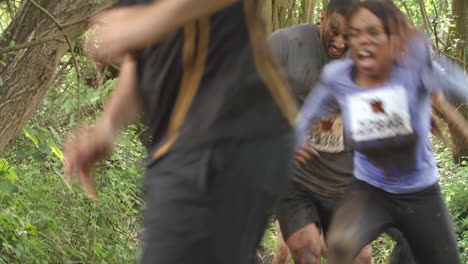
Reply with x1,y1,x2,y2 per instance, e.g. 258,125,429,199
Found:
429,60,468,102
294,81,339,166
432,92,468,144
296,81,339,147
64,55,141,199
88,0,240,62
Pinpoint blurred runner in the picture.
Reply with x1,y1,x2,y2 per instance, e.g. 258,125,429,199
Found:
63,1,299,263
269,0,414,263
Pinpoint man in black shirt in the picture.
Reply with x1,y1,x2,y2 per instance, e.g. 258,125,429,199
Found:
64,1,298,263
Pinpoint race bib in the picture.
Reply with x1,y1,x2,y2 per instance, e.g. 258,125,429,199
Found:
347,86,413,142
306,114,345,152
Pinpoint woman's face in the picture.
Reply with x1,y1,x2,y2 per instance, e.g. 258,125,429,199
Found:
348,8,394,80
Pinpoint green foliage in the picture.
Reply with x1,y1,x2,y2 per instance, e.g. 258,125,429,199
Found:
1,127,145,263
435,139,468,263
1,48,145,262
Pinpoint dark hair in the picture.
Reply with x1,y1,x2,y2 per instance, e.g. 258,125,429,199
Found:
347,0,414,37
326,0,360,16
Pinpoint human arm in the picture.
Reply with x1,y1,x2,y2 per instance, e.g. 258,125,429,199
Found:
428,59,468,103
88,0,240,62
294,80,340,166
268,29,289,67
432,92,468,144
63,55,141,199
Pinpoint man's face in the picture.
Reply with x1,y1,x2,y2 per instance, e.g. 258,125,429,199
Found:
320,12,348,59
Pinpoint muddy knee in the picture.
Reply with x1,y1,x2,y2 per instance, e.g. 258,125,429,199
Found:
327,234,356,264
289,246,321,264
273,243,291,264
353,245,373,264
286,224,322,264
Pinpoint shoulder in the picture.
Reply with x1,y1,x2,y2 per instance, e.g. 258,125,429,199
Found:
269,24,317,41
402,32,431,69
320,59,353,85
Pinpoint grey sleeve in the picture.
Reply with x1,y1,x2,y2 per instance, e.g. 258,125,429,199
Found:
268,29,289,66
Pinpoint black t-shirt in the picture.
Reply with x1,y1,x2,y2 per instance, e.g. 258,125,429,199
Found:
118,0,297,163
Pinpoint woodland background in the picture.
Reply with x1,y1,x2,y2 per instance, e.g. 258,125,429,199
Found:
0,0,466,263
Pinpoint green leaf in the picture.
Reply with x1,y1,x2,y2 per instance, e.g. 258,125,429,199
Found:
0,177,18,194
50,142,64,161
0,158,18,183
63,100,73,113
48,126,61,141
23,126,40,148
31,152,45,163
15,150,28,160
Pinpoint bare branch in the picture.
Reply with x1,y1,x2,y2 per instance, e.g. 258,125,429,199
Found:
61,1,116,28
399,0,415,26
0,31,68,54
432,44,465,65
0,0,116,55
28,0,62,29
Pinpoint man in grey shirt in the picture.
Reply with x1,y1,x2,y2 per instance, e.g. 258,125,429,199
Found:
268,0,414,263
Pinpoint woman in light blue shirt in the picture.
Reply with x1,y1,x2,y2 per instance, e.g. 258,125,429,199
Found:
296,0,466,263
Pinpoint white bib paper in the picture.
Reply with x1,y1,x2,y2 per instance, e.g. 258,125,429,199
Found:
347,86,413,142
306,114,345,153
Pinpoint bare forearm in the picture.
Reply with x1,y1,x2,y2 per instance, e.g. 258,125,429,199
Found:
97,55,142,140
433,92,468,142
122,0,239,51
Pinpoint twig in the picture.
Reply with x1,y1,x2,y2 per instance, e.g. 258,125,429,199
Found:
0,0,116,54
0,31,68,54
61,1,116,28
429,0,442,49
417,0,432,35
399,0,415,26
28,0,62,29
65,35,83,120
432,44,465,65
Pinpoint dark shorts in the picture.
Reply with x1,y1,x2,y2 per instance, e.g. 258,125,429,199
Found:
327,180,460,264
276,180,342,240
141,132,294,264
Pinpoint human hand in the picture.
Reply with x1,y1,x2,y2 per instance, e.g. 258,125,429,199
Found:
86,5,147,64
63,125,114,200
294,145,320,167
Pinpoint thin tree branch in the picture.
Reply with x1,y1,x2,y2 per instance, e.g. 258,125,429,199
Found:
0,31,68,54
61,1,116,28
0,0,116,55
28,0,62,29
429,0,441,49
399,0,415,26
417,0,432,35
432,44,465,65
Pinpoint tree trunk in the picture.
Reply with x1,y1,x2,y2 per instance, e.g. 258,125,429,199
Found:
262,0,316,35
0,0,116,155
448,0,468,164
300,0,315,24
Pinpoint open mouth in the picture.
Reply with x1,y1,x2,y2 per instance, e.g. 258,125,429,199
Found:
328,46,344,57
356,48,376,69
